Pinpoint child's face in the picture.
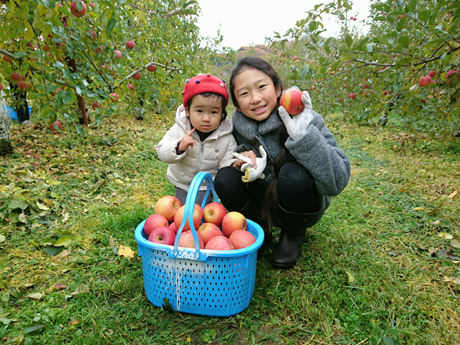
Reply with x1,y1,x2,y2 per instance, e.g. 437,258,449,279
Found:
186,94,222,133
233,68,281,122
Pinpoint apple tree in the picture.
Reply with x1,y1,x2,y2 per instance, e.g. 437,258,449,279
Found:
268,0,460,139
0,0,208,139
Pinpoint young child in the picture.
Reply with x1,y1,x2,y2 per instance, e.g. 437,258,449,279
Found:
156,74,237,206
214,57,351,269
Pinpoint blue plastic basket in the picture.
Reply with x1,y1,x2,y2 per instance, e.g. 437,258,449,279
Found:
135,172,264,317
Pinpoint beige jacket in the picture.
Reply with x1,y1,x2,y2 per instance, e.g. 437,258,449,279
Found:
156,105,237,191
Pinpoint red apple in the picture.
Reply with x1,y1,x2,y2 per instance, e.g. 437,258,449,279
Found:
197,223,223,245
95,46,104,54
25,151,33,155
221,212,247,238
205,236,234,251
168,222,178,234
114,50,122,59
17,81,26,89
10,73,20,82
428,71,436,78
127,84,134,91
293,55,298,60
174,204,204,231
418,75,432,87
25,82,32,89
33,154,40,159
2,54,13,63
178,231,204,249
49,120,61,132
126,40,135,49
92,101,102,109
203,202,227,227
280,88,305,116
148,227,176,246
383,90,387,95
154,195,182,222
89,2,95,9
143,214,169,237
312,85,316,90
0,84,2,91
228,230,256,249
421,99,426,104
337,98,343,102
446,70,458,84
88,30,96,39
70,1,87,18
109,93,118,102
43,45,50,52
344,85,348,88
363,84,369,89
133,72,141,80
147,64,156,72
348,93,356,99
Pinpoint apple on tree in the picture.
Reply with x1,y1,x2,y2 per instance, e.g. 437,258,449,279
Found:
446,70,458,84
148,227,176,246
70,1,87,18
418,75,432,87
2,54,13,63
133,72,141,80
49,120,61,132
17,81,26,89
109,93,118,102
114,50,122,59
147,64,156,72
126,40,135,49
154,195,181,222
0,84,3,91
127,84,134,91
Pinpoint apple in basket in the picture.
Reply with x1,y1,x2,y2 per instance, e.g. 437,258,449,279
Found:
174,204,203,231
205,236,234,250
228,230,256,249
221,212,247,238
178,231,204,249
197,222,223,245
143,214,169,237
148,227,176,246
203,202,227,227
154,195,181,222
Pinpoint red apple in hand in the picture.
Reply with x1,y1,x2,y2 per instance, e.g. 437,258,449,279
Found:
126,40,135,49
221,212,247,238
70,1,87,18
144,214,169,237
205,236,234,251
178,231,204,249
280,88,305,116
203,202,227,227
148,227,176,246
174,204,204,231
228,230,256,249
154,195,182,222
418,75,432,87
197,223,223,245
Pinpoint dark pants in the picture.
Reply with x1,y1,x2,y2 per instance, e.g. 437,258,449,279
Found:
9,82,29,123
214,162,320,216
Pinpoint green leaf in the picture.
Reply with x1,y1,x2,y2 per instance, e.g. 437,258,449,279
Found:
76,123,84,135
407,0,417,13
449,16,460,34
106,18,117,37
345,35,353,47
383,337,402,345
367,43,374,53
24,324,46,334
8,198,29,210
399,36,410,48
43,246,64,256
418,9,431,22
54,235,72,247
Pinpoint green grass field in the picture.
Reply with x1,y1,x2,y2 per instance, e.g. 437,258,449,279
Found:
1,110,459,344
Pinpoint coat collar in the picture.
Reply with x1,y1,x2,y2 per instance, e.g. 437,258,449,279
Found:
232,108,282,139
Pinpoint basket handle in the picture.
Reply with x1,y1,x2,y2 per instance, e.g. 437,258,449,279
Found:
169,172,219,260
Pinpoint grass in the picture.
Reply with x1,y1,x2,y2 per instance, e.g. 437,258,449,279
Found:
0,109,459,344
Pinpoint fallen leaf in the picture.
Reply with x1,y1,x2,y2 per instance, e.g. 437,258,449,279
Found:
54,283,67,290
448,190,458,198
70,284,90,296
93,179,106,191
438,233,453,240
432,220,441,225
53,250,70,260
451,240,460,249
69,320,79,325
414,207,424,211
18,213,27,223
61,213,69,223
118,245,134,259
432,249,460,261
36,202,49,211
345,270,355,283
453,277,460,285
26,293,43,300
24,324,45,334
0,235,5,243
109,236,116,247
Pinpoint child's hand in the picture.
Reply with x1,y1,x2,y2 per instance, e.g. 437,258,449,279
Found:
278,91,313,141
232,150,257,169
178,128,198,152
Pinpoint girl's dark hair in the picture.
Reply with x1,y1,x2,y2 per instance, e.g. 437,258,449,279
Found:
186,92,228,120
229,56,283,108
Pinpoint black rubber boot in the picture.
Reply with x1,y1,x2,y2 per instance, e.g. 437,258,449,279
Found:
271,205,322,269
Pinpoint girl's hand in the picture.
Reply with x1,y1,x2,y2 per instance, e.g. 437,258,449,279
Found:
178,128,198,152
232,150,257,169
278,91,314,141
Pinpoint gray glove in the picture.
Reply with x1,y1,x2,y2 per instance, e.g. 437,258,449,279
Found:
278,91,314,141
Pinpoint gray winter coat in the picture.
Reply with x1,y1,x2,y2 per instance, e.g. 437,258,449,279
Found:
231,107,351,212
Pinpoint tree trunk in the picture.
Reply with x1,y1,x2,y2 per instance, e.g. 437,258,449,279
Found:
0,102,13,155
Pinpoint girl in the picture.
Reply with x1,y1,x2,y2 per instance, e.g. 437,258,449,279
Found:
156,74,237,206
214,57,351,269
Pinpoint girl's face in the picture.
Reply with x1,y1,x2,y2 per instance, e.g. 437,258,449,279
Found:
186,94,222,133
233,68,281,121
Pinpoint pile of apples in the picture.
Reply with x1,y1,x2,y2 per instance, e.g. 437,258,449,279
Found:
144,196,256,251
